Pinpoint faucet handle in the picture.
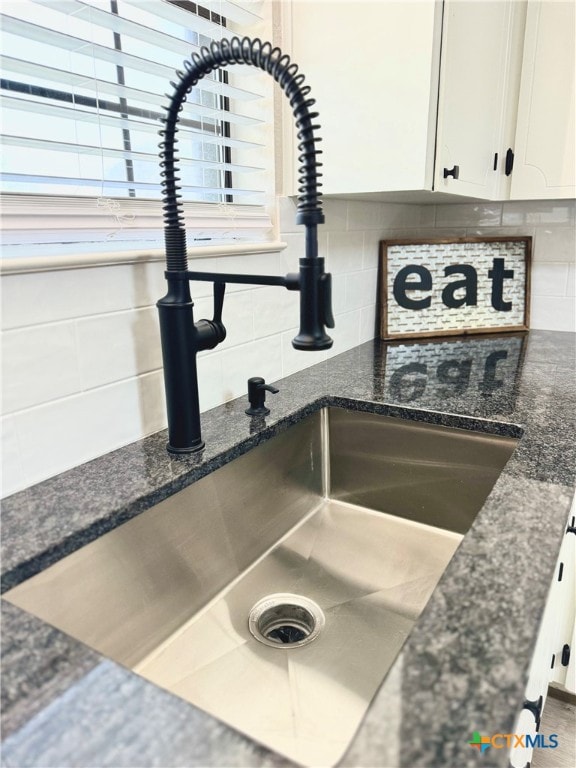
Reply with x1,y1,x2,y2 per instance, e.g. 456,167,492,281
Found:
195,281,226,351
320,273,335,328
245,377,279,416
213,281,225,326
208,281,226,345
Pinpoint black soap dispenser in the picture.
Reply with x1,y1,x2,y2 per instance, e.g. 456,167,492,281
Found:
245,377,279,416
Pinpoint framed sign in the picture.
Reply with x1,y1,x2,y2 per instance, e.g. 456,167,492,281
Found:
380,237,531,340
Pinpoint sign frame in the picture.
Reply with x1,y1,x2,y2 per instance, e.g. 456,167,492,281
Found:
379,236,531,340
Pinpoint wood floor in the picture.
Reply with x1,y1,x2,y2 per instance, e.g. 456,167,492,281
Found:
531,691,576,768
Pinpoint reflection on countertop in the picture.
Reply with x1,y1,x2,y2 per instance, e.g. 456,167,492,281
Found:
375,335,525,411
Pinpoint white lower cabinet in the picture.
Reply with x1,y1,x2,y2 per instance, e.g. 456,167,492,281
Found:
549,502,576,692
564,621,576,694
509,495,576,768
510,708,539,768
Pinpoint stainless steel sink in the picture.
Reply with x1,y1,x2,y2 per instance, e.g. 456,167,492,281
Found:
5,407,518,766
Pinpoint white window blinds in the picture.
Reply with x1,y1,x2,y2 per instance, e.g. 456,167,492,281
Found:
0,0,274,256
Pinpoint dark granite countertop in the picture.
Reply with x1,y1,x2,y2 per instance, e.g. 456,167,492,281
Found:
1,330,575,768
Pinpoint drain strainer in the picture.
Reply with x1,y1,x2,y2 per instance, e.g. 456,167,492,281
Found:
248,593,325,648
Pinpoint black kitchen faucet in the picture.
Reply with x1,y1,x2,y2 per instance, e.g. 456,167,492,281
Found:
157,37,334,453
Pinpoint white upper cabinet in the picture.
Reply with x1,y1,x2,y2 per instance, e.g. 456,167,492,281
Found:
283,0,443,198
283,0,574,202
434,1,526,199
510,0,576,200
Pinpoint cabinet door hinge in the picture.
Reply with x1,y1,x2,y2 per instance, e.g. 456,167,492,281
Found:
493,152,499,171
558,561,564,581
522,695,543,731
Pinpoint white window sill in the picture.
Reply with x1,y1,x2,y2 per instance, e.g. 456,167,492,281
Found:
0,241,288,275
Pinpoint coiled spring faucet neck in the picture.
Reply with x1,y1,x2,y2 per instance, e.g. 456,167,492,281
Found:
160,36,324,271
157,37,333,454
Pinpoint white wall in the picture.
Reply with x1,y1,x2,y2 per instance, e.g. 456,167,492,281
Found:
1,198,574,497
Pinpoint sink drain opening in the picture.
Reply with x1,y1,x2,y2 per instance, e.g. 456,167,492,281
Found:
249,594,325,648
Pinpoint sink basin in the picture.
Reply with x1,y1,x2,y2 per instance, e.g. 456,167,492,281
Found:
5,407,518,766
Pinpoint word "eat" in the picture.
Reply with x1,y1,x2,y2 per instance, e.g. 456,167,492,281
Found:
393,258,514,312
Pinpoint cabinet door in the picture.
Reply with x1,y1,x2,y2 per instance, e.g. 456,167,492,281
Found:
510,707,538,768
566,621,576,694
434,1,522,199
550,500,576,690
284,0,441,197
510,1,576,199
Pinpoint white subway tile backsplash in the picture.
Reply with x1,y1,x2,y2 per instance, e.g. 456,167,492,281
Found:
134,262,168,307
502,200,575,227
220,336,282,401
530,296,576,332
533,226,576,262
190,252,284,296
252,286,300,336
383,203,436,229
1,416,24,498
567,264,576,297
531,263,570,298
346,201,387,230
463,225,534,240
416,205,437,229
76,307,162,390
360,304,378,343
218,290,255,350
197,352,223,412
322,199,348,231
1,266,138,330
362,233,382,270
435,203,502,228
326,231,363,273
191,296,213,323
278,233,306,272
12,376,160,490
135,370,168,436
281,328,327,378
2,322,81,415
331,273,347,314
326,310,361,359
391,227,468,240
348,202,433,231
346,269,378,311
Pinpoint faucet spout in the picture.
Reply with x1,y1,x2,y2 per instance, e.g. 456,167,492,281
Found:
158,37,334,453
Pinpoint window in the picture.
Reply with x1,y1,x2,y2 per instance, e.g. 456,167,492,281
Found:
0,0,275,260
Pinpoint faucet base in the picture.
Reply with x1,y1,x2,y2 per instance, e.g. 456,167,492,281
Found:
245,406,270,417
166,439,205,454
292,334,333,351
